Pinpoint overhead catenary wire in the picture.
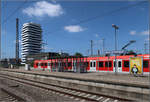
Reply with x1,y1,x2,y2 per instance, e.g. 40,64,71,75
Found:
2,0,28,24
44,1,147,35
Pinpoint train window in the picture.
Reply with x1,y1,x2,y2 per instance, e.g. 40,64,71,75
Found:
114,61,116,67
124,61,129,67
109,61,112,67
84,62,88,67
59,63,62,66
118,61,121,67
74,63,76,66
68,62,72,67
73,63,74,66
98,62,103,67
55,63,57,66
105,61,112,67
41,63,44,66
45,63,47,66
62,63,66,67
36,63,38,66
93,62,96,67
143,60,149,68
90,62,92,67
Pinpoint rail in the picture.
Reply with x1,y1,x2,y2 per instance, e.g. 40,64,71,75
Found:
0,73,133,102
0,88,26,102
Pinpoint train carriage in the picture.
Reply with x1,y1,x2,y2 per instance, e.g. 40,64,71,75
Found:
34,54,150,74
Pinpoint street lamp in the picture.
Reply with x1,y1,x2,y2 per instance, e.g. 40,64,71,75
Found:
112,24,119,74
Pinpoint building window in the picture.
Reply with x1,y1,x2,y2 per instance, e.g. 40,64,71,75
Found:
143,60,149,68
124,61,129,67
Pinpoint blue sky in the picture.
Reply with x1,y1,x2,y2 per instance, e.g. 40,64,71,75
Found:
1,0,149,58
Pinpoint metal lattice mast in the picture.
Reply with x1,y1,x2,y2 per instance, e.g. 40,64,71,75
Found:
16,18,19,67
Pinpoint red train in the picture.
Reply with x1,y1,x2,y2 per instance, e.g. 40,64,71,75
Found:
34,54,149,74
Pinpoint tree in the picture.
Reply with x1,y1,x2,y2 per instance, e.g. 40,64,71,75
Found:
74,52,83,57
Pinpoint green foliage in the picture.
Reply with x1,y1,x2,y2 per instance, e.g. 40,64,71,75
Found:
74,52,83,57
56,53,61,57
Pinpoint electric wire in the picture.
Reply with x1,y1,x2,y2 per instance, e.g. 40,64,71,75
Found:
2,0,28,24
44,1,147,35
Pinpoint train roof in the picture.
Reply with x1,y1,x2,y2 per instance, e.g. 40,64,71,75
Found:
34,54,150,62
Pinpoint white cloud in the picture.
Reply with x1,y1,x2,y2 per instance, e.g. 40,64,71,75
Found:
95,34,99,37
129,30,136,35
141,30,149,35
23,1,63,17
64,25,85,33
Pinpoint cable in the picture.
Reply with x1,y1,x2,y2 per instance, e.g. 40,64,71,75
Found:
44,1,147,35
2,0,28,24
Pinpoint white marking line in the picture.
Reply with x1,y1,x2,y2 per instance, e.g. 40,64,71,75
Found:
96,96,103,101
55,92,59,94
60,94,64,96
52,91,56,94
75,98,80,100
114,100,118,102
103,98,110,102
66,90,74,93
63,89,69,91
84,94,91,97
74,92,81,95
70,91,76,93
70,96,74,99
64,95,69,97
90,95,97,99
79,93,86,96
80,99,86,102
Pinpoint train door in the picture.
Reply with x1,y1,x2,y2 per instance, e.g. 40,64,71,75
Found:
38,62,41,69
73,61,77,72
47,61,51,70
90,60,96,72
113,59,122,73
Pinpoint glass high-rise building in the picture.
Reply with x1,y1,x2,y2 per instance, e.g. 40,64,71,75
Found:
21,22,42,64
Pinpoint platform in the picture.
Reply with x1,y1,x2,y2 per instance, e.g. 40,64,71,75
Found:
0,67,149,87
0,67,149,102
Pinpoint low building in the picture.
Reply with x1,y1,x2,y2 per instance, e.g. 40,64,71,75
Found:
26,52,69,66
0,58,21,68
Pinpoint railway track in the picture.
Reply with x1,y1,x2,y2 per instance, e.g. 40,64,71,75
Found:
0,74,132,102
0,88,25,102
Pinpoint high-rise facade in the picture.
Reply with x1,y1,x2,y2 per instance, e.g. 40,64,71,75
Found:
21,22,42,64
